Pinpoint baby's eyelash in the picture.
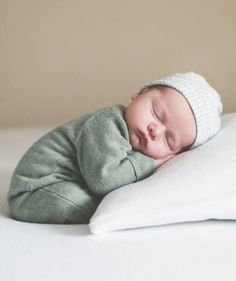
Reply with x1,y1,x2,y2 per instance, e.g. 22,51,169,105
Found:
153,106,172,149
164,135,171,149
153,107,160,119
165,134,174,150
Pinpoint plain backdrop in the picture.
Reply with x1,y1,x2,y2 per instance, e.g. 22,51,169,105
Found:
1,0,236,128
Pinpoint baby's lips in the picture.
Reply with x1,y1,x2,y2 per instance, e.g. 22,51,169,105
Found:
137,130,148,147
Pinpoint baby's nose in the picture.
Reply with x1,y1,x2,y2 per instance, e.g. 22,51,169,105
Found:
148,123,165,140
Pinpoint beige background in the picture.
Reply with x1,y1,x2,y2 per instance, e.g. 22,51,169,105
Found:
1,0,236,128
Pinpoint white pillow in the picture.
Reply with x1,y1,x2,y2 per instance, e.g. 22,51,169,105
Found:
89,113,236,234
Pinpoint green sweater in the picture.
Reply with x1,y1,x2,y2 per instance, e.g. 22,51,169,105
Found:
10,105,155,196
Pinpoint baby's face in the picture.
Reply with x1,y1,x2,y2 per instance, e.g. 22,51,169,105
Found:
124,86,197,160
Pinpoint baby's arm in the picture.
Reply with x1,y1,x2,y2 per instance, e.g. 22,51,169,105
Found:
76,109,155,195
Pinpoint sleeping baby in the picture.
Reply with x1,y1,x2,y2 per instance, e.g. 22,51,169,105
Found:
8,72,222,224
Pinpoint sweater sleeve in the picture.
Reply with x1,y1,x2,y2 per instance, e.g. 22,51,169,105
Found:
76,107,155,195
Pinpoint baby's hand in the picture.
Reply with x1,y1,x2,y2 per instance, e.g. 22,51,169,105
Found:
153,154,176,169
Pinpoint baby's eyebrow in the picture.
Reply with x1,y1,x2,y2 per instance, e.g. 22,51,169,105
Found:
155,100,181,151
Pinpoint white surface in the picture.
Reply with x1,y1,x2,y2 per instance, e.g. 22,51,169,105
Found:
90,113,236,234
1,126,236,281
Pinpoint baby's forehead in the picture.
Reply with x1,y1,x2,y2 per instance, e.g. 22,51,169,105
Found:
139,85,170,94
144,85,184,103
140,86,194,122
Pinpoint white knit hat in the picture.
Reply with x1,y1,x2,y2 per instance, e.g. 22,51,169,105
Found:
140,72,223,148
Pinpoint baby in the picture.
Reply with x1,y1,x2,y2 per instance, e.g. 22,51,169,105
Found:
8,72,222,224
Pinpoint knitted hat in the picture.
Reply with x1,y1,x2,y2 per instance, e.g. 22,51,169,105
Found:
140,72,223,148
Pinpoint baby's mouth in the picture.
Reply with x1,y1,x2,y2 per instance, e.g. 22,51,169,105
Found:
137,130,148,147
